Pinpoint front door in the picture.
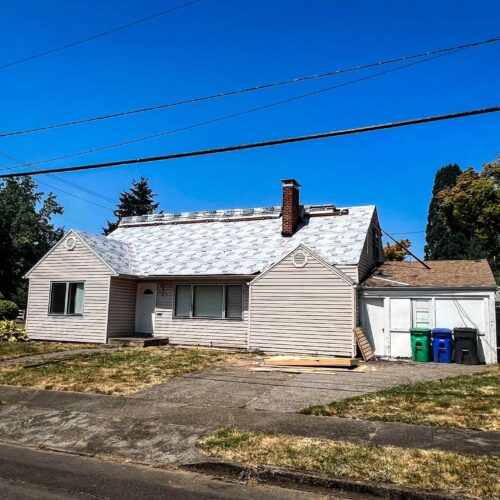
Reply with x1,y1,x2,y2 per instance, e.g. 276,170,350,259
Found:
363,298,385,356
135,283,156,334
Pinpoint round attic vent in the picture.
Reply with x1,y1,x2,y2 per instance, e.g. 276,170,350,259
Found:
292,250,307,268
66,236,76,251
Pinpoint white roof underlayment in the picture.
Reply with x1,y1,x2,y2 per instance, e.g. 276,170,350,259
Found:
75,205,375,277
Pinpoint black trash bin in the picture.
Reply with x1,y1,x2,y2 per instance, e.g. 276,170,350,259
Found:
453,327,479,365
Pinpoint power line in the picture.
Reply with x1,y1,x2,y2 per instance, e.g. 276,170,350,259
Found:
0,0,200,71
390,230,426,235
2,46,474,173
3,106,498,178
0,162,113,211
0,151,115,205
1,35,498,138
381,228,430,269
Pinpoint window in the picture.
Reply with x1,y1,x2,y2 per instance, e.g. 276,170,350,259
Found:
49,282,84,315
225,285,243,318
412,299,430,328
174,284,243,319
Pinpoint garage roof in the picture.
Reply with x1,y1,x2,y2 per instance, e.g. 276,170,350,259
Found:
363,260,497,288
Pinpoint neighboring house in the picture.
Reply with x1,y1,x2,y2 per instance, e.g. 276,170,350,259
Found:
361,260,498,364
25,179,383,357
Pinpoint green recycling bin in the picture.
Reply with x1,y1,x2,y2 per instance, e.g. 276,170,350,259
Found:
410,327,432,362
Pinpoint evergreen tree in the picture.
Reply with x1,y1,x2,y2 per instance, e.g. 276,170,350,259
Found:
103,177,160,235
424,164,464,260
0,177,63,306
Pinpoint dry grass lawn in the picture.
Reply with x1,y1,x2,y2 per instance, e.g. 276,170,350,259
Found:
200,428,500,499
0,341,95,362
0,347,232,395
303,367,500,432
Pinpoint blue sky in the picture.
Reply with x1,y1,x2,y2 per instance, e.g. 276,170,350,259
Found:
1,0,499,256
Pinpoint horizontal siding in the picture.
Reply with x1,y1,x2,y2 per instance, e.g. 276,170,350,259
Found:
26,233,112,343
250,249,355,357
107,278,137,338
154,279,249,349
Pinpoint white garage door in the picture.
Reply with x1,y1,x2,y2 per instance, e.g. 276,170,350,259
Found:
435,299,484,332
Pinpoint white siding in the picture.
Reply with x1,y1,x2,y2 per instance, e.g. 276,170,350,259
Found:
25,233,113,343
361,289,498,364
154,280,249,348
250,249,355,357
107,278,137,337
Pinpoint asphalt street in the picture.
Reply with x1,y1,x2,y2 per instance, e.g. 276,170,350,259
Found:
0,442,362,499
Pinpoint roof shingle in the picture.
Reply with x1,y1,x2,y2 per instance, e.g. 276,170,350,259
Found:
363,260,496,288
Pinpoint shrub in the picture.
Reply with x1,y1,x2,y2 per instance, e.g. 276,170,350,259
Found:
0,300,19,320
0,321,27,342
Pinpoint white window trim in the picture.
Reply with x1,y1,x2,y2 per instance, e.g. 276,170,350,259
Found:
173,284,243,320
48,281,85,316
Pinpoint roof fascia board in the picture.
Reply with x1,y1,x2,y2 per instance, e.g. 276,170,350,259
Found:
250,243,355,286
73,232,119,276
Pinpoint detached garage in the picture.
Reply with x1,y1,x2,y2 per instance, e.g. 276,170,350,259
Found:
361,260,498,364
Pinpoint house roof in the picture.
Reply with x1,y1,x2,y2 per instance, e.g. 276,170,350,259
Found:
77,231,136,275
363,260,497,288
82,204,376,277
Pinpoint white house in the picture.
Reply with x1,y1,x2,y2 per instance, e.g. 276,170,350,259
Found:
24,179,383,357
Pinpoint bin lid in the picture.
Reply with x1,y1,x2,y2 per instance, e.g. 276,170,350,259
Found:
432,328,453,338
410,327,432,335
453,327,478,338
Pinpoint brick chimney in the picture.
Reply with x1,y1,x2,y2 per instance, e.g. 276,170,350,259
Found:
281,179,302,237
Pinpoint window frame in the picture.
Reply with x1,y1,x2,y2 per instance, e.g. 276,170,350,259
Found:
48,281,85,316
173,284,243,320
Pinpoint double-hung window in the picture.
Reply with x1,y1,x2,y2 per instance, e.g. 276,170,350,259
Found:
49,282,85,315
174,284,243,319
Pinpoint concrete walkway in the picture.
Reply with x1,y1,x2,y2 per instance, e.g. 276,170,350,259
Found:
0,360,497,466
0,347,111,367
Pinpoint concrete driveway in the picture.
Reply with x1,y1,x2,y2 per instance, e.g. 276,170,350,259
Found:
130,356,485,412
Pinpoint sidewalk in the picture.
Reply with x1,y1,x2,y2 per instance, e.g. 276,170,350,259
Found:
0,384,498,466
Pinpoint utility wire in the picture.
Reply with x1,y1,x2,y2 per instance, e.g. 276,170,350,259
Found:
0,162,113,211
0,151,115,204
3,106,498,178
2,46,473,173
1,35,498,137
0,0,200,71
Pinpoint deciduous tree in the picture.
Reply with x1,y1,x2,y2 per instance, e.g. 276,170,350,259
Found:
0,177,63,306
383,239,412,261
438,156,500,281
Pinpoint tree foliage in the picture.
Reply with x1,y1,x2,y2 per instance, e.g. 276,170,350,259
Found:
437,156,500,281
383,239,412,261
0,177,63,306
103,177,160,235
424,164,465,260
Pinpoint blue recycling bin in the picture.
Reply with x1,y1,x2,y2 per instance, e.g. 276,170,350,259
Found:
432,328,453,363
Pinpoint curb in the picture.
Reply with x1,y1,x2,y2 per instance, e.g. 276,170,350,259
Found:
183,459,468,499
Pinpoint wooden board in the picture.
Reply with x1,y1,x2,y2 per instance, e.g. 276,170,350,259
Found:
263,356,358,367
354,327,375,361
